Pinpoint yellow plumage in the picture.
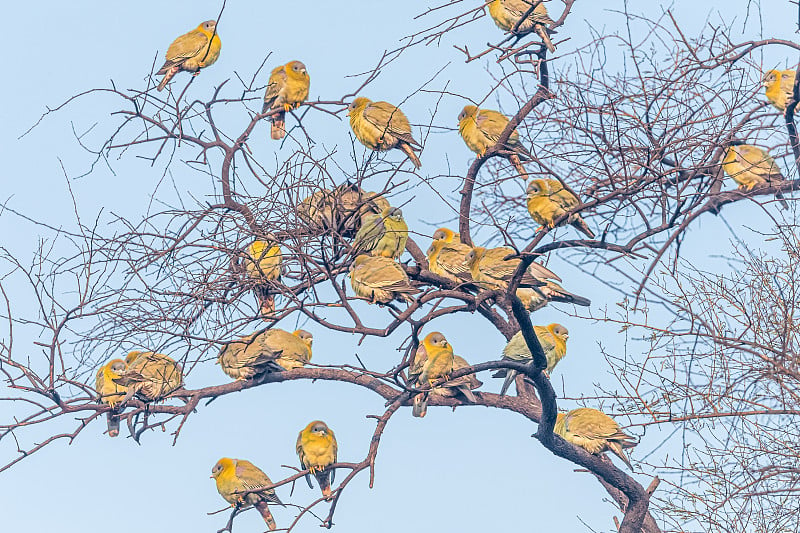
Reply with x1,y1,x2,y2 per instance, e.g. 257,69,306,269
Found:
263,60,310,140
493,323,568,395
763,69,796,112
297,184,389,237
458,105,531,178
244,240,283,315
526,179,595,238
211,457,282,530
156,20,221,91
488,0,556,52
411,332,456,418
347,97,422,168
217,328,311,380
722,144,784,191
94,359,128,437
426,228,472,282
351,207,408,259
464,246,559,291
554,408,637,470
113,351,183,402
349,254,420,304
296,421,338,498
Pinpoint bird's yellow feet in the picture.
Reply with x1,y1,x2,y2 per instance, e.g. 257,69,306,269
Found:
283,103,293,112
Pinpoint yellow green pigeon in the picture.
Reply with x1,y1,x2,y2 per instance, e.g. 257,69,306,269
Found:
526,178,595,238
493,323,568,395
263,60,310,140
488,0,556,52
351,207,408,259
296,421,338,499
95,359,128,437
113,352,183,402
554,408,637,470
347,97,422,168
458,105,531,178
157,20,221,91
349,255,420,304
763,69,796,112
211,457,282,530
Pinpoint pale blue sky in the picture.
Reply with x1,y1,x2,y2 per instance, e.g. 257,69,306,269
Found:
1,1,796,532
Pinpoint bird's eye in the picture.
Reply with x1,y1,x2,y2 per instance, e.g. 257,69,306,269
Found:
458,111,465,120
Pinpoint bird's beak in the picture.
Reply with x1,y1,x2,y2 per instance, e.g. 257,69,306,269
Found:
563,334,569,340
209,475,214,479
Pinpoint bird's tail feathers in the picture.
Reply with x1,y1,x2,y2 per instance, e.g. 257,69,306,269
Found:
271,111,286,140
157,66,179,91
412,392,428,417
399,143,422,169
254,501,278,531
106,412,120,437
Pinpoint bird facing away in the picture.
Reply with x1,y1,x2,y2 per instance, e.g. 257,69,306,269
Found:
262,60,310,140
763,69,796,112
156,20,221,91
244,240,283,315
347,97,422,168
722,143,788,208
493,323,569,396
464,246,559,291
218,330,283,380
488,0,556,52
351,207,409,259
526,178,595,238
349,255,420,304
458,105,532,178
297,184,390,237
211,458,282,531
95,359,128,437
410,332,456,418
265,329,313,370
296,421,338,499
554,408,638,470
113,352,183,402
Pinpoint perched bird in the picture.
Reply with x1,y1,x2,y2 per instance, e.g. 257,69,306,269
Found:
95,359,128,437
156,20,221,91
347,97,422,168
264,329,313,370
493,323,569,395
410,332,456,418
426,240,471,283
113,352,183,402
349,255,420,304
426,228,472,283
218,331,282,380
296,421,338,499
488,0,556,52
244,240,283,315
262,61,310,140
516,283,590,312
297,184,389,236
526,179,595,238
763,69,796,112
458,105,532,178
465,246,559,291
211,458,282,530
351,207,408,259
722,143,788,208
554,408,637,470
